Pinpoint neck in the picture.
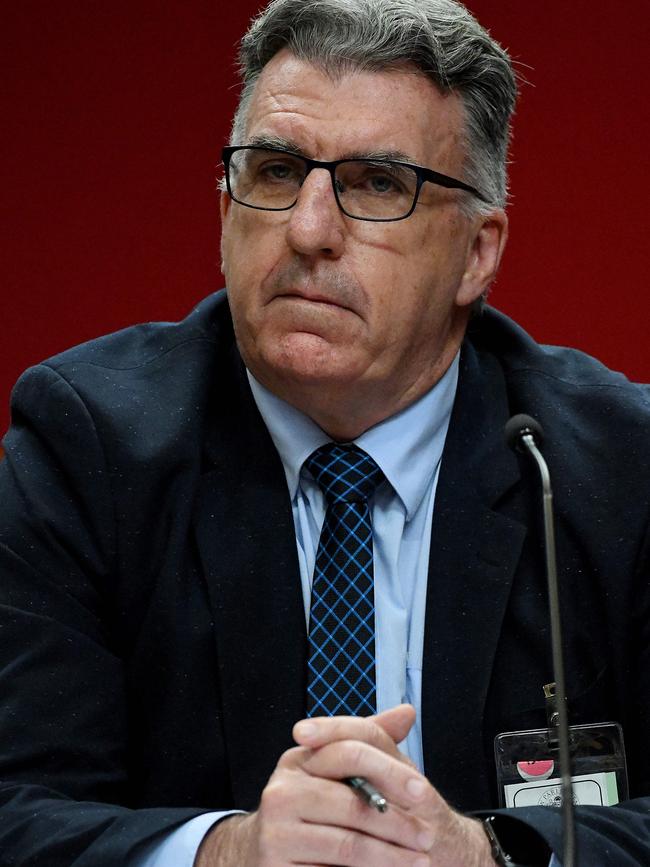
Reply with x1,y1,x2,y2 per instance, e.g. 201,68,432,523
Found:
258,337,462,441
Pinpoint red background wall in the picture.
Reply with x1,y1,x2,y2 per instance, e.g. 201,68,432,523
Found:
3,1,649,437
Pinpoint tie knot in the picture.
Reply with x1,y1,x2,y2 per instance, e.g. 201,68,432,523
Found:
305,443,384,505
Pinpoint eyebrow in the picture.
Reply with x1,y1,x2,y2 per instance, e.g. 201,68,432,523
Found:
245,134,310,156
244,134,418,166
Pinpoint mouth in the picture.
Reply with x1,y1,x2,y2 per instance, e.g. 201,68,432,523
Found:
274,290,353,313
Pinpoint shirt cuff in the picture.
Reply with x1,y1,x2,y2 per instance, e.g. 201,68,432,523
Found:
132,810,246,867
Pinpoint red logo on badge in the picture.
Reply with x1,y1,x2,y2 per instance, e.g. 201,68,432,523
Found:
516,760,555,782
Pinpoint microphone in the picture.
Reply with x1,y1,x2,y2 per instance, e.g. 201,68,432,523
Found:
504,414,544,453
505,414,577,867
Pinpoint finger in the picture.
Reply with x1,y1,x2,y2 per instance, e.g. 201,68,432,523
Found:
261,818,431,867
261,772,435,854
374,704,417,745
275,744,314,770
293,705,415,759
301,740,439,812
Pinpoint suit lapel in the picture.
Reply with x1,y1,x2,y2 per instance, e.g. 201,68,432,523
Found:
194,347,307,810
421,340,527,810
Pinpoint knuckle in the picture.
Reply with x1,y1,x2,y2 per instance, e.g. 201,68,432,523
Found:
341,738,366,768
276,745,307,768
337,829,361,864
368,719,387,745
259,779,290,816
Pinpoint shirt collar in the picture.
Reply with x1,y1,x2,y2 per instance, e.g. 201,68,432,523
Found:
247,354,459,521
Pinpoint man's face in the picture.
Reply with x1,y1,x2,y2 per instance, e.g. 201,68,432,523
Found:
221,51,506,435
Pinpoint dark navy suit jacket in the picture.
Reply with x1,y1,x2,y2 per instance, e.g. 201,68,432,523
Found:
1,291,649,864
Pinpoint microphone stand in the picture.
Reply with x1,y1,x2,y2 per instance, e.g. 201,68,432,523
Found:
517,426,576,867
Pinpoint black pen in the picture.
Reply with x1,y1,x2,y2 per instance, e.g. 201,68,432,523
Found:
346,776,388,812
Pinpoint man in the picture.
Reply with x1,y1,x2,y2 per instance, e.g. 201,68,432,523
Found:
0,1,648,865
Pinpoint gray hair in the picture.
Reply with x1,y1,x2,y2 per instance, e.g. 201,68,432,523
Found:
230,0,517,213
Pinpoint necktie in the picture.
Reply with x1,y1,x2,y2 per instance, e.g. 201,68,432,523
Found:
305,443,384,717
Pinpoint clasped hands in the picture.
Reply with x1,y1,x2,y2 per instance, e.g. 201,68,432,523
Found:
197,704,496,867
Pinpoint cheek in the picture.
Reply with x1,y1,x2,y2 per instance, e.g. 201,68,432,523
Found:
372,249,461,346
223,219,284,296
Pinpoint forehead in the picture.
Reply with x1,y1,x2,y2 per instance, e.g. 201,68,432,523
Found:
243,49,466,169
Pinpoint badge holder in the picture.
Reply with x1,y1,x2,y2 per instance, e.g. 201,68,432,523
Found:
494,683,628,809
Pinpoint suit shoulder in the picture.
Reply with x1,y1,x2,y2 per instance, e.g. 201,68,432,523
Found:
42,290,232,375
8,291,238,445
7,291,242,472
469,306,650,419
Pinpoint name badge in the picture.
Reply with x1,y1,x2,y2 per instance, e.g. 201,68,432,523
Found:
494,721,628,808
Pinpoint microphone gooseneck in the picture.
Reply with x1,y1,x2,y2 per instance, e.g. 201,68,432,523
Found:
505,414,577,867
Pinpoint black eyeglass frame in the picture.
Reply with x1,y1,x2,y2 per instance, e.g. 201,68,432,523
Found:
221,145,488,222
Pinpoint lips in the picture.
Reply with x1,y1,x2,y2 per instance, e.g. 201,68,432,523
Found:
279,290,345,307
263,261,364,316
275,290,353,312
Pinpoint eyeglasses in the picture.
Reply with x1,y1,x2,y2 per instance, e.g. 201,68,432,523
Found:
222,145,487,222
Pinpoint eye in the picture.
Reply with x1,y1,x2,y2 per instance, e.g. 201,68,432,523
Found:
262,161,293,180
340,161,413,197
367,173,399,194
257,157,303,184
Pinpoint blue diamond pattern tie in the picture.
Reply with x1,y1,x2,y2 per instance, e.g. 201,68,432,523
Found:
305,443,384,717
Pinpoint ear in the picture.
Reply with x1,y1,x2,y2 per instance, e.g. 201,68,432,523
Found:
455,209,508,307
220,189,232,224
219,191,232,276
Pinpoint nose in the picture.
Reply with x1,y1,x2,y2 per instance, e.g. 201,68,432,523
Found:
285,168,346,259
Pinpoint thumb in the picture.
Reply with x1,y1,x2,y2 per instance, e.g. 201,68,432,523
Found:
373,703,416,745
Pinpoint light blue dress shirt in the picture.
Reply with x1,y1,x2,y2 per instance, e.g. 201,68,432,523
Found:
135,356,559,867
250,354,459,771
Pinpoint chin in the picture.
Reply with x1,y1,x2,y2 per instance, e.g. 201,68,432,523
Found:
256,332,362,387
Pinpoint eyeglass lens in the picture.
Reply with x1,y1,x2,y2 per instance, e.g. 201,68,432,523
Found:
227,148,419,220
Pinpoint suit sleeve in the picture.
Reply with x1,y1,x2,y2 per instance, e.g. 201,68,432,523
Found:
0,364,212,865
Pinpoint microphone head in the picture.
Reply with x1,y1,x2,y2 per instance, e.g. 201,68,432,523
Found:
504,414,545,452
